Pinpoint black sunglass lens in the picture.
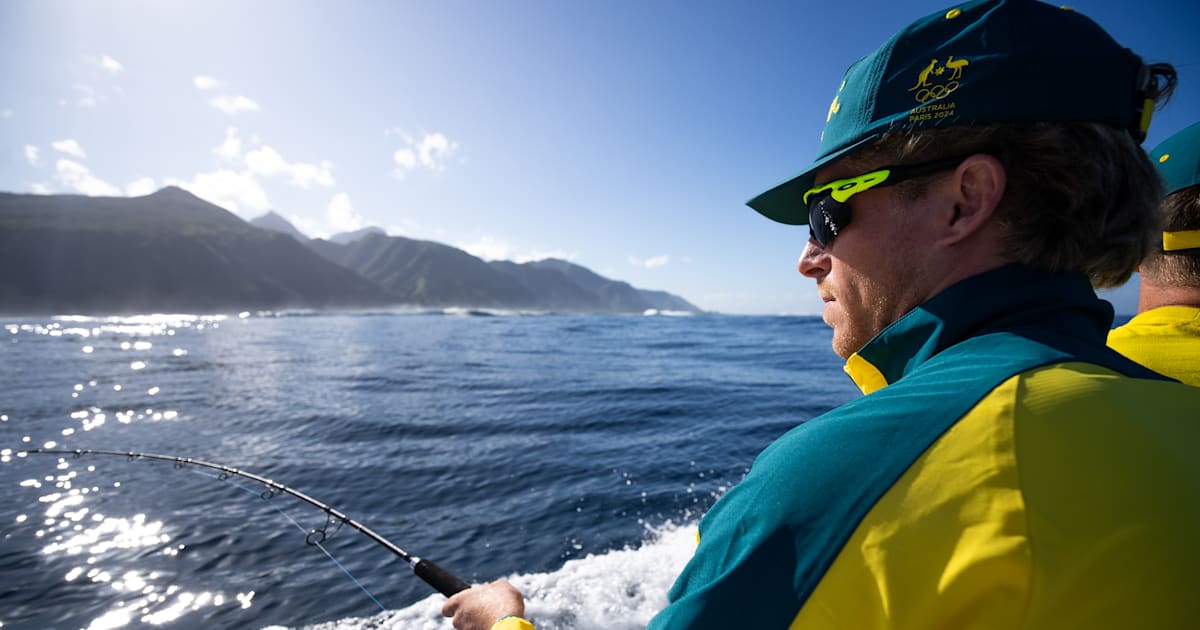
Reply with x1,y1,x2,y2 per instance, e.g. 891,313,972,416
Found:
808,193,854,247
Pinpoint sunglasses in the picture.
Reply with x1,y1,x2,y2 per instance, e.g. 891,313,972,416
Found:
802,155,969,247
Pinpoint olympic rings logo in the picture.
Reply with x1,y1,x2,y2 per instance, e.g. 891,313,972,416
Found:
914,81,960,104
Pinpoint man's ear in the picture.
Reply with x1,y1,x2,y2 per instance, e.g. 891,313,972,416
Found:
939,153,1006,246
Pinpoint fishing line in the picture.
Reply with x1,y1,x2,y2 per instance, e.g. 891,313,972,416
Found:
186,466,388,612
17,448,471,599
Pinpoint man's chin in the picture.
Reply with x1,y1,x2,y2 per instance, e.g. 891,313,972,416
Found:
829,328,855,360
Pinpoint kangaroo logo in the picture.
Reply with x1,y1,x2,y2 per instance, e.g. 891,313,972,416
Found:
910,55,969,104
908,59,939,91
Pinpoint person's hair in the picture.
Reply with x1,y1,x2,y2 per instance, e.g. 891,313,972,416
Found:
845,63,1178,289
1140,186,1200,288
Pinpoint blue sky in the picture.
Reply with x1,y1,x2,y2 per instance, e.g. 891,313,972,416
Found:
2,0,1197,314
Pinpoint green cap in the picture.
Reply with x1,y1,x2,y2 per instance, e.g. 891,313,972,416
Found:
748,0,1155,225
1151,121,1200,196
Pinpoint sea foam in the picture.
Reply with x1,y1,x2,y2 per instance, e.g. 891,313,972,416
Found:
280,521,697,630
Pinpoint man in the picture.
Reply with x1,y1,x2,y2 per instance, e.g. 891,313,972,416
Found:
1108,121,1200,385
444,1,1200,628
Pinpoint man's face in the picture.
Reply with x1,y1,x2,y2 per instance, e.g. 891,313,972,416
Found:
799,158,940,359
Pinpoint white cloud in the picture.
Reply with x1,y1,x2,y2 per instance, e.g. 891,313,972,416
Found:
288,161,336,188
30,182,51,194
282,197,368,241
514,249,578,264
24,144,39,166
163,170,271,214
213,126,242,162
416,133,456,169
209,94,260,115
392,131,459,177
289,214,325,240
326,193,364,233
457,236,577,263
100,55,125,75
628,254,670,269
51,139,87,159
245,145,288,175
55,159,120,196
193,75,222,90
126,177,158,197
213,127,334,189
459,236,511,261
393,149,417,172
245,145,335,188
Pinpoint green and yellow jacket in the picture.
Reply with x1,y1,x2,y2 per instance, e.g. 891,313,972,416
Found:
652,265,1200,629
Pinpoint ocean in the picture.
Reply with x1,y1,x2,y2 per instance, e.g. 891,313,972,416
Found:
0,310,861,630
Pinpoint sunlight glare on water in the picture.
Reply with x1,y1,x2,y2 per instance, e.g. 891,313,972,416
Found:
0,314,255,629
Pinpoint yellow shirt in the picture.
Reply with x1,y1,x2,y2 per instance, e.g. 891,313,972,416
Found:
1108,305,1200,386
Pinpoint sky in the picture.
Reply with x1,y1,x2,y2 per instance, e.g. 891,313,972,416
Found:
2,0,1198,315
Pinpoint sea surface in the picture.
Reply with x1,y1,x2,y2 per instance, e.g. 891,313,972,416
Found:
0,310,861,630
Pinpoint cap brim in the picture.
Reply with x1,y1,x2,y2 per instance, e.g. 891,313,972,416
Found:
746,135,880,225
1152,121,1200,195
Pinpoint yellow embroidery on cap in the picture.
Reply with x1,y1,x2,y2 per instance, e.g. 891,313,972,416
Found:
944,55,969,80
907,55,964,114
826,80,848,123
946,8,962,18
1160,153,1171,163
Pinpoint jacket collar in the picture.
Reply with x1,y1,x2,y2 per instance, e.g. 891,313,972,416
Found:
844,264,1114,394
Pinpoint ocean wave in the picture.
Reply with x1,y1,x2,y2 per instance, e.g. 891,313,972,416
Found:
273,521,697,630
641,309,695,317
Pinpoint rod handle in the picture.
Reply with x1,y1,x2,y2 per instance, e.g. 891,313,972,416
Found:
413,558,470,596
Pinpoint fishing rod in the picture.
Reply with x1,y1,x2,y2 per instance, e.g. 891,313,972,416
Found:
18,448,471,598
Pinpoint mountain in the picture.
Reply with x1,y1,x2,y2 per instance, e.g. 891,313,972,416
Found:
492,258,698,312
249,210,309,243
307,233,537,307
308,234,700,313
0,188,388,314
636,289,698,312
329,226,386,245
0,188,701,315
487,259,603,310
249,214,387,247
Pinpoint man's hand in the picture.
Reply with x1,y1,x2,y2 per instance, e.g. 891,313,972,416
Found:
442,579,526,630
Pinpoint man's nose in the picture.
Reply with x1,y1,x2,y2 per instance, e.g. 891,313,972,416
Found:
798,236,830,279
